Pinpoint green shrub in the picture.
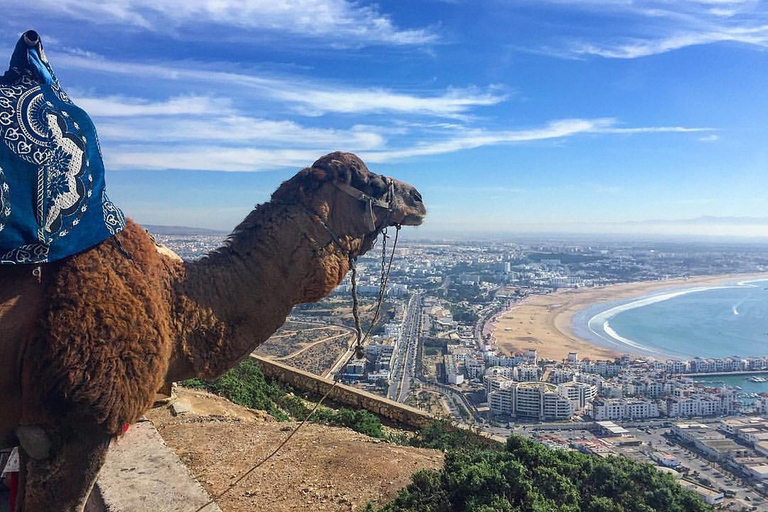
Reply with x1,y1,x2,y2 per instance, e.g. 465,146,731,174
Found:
372,434,714,512
181,359,387,438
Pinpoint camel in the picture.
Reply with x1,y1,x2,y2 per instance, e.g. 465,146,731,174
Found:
0,152,426,512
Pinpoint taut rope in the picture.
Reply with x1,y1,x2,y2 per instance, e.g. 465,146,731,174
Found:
191,378,340,512
193,214,400,511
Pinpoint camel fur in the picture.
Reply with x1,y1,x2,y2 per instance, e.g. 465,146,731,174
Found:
0,152,426,512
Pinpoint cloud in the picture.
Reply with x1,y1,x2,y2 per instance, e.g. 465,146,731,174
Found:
274,86,507,118
81,93,708,171
98,115,708,171
106,146,320,172
21,0,437,46
363,118,709,162
57,52,507,118
76,95,235,117
95,114,386,148
572,26,768,59
530,0,768,58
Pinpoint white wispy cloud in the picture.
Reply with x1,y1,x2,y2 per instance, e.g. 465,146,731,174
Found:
21,0,436,46
572,26,768,59
106,146,321,172
76,95,235,117
87,100,709,170
57,51,507,118
364,118,709,162
274,86,507,118
96,114,386,148
533,0,768,58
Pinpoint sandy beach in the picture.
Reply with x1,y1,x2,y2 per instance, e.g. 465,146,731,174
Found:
490,273,767,362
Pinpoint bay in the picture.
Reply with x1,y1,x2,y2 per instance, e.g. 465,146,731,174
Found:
577,279,768,360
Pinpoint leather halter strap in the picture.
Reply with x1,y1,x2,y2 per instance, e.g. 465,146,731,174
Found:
333,178,395,232
333,179,394,211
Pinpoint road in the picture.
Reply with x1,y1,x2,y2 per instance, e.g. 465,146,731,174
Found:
388,292,422,402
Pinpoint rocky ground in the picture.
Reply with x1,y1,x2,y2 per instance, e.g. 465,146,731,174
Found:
145,388,444,512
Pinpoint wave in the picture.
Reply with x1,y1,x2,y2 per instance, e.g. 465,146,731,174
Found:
585,284,744,358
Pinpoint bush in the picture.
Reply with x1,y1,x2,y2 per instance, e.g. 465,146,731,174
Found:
371,434,714,512
182,359,387,439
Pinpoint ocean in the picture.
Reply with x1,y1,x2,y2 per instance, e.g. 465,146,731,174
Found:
571,278,768,360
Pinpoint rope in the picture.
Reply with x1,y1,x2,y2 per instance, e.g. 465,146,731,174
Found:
192,219,400,510
194,226,398,510
192,379,340,512
349,258,364,358
348,224,400,360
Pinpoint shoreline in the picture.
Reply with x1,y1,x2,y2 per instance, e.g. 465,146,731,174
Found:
490,272,768,362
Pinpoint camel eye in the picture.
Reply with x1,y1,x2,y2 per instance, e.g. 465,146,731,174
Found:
369,176,387,196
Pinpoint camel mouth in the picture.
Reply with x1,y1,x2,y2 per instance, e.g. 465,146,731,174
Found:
398,213,425,227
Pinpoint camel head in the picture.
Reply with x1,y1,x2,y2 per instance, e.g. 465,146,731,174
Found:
272,152,426,257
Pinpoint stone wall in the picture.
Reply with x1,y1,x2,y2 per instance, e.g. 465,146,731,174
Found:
251,356,435,428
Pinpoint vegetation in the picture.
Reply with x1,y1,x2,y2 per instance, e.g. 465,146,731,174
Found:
187,361,714,512
448,303,479,324
184,357,291,420
407,419,501,452
370,431,714,512
183,358,386,438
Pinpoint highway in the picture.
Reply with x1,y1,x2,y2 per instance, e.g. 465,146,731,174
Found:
388,292,423,402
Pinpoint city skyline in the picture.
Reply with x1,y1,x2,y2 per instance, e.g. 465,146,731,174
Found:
3,1,768,239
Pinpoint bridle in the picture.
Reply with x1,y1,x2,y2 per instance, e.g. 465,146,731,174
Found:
303,176,397,256
301,176,401,362
332,177,396,232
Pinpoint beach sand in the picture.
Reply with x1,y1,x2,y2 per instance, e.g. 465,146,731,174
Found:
490,273,767,362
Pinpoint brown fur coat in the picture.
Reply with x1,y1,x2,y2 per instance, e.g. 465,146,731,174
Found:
24,221,178,435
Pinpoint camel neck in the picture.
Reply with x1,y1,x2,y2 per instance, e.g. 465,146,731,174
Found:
168,201,354,381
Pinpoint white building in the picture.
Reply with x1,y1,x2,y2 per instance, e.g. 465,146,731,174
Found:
464,355,486,380
557,381,597,412
665,396,723,417
591,398,660,421
365,344,394,371
514,365,542,382
548,368,576,384
485,375,508,396
489,381,573,421
485,366,517,380
445,354,464,385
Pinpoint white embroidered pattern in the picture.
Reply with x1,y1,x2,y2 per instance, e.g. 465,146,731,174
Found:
0,166,8,234
0,77,90,251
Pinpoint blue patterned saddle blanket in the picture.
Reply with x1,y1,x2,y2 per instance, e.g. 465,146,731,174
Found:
0,30,125,264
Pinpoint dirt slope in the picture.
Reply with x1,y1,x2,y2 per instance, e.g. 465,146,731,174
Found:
145,389,443,512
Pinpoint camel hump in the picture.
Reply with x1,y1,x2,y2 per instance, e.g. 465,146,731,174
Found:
142,229,183,261
154,242,183,262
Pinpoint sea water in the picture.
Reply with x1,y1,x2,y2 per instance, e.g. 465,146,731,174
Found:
572,279,768,360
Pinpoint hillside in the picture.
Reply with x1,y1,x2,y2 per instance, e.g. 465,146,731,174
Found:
145,388,444,512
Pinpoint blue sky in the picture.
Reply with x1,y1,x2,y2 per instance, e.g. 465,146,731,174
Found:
4,1,768,239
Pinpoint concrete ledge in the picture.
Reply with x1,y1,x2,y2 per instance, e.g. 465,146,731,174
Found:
89,419,221,512
253,355,435,428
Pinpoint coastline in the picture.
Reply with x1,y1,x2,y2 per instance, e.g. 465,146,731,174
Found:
490,273,768,362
